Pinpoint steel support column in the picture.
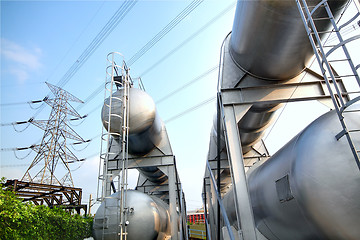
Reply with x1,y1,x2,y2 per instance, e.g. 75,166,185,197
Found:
207,176,218,239
167,164,179,240
223,104,257,240
217,93,222,240
203,178,210,240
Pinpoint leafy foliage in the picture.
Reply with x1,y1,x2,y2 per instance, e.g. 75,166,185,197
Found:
0,177,93,240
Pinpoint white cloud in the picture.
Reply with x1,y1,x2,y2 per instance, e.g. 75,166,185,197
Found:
1,38,43,83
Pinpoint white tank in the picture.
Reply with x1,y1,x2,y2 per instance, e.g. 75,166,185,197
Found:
93,190,171,240
101,88,162,155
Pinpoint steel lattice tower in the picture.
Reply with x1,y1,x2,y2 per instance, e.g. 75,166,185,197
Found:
21,82,85,187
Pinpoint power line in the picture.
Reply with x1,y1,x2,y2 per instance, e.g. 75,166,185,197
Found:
46,1,106,83
56,0,137,88
127,0,203,66
1,164,30,168
1,152,97,168
164,96,216,123
155,65,218,104
76,85,104,111
0,97,48,107
140,1,236,76
1,111,87,127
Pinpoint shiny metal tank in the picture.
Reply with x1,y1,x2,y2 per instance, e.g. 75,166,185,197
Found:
211,103,281,154
137,166,168,183
230,0,347,80
102,88,162,155
93,190,171,240
226,0,348,155
239,103,283,153
223,105,360,239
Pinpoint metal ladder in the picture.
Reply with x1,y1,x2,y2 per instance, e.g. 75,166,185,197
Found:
97,52,130,239
118,57,130,240
295,0,360,169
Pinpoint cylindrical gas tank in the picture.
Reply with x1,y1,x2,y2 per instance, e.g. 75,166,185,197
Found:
230,0,347,80
238,103,283,153
225,0,348,156
101,88,162,155
224,105,360,239
93,190,171,240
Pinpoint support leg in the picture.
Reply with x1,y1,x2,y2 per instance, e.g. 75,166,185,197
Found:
223,105,257,240
168,165,179,240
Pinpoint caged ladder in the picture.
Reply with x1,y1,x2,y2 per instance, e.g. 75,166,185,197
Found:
98,52,130,239
295,0,360,169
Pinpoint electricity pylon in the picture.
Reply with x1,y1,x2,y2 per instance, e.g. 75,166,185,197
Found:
21,82,85,187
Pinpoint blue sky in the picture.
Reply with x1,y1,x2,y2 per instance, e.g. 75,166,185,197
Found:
1,0,359,212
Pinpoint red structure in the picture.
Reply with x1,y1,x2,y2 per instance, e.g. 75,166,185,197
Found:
187,212,205,224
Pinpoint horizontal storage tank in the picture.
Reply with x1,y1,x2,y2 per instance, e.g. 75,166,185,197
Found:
230,0,347,80
226,0,348,154
101,87,162,155
102,87,168,184
93,190,171,240
223,105,360,239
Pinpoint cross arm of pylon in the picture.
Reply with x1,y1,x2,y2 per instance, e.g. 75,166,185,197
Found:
29,120,51,132
70,114,88,121
61,122,86,142
45,82,84,103
67,158,86,164
57,144,81,164
63,101,82,118
29,144,41,154
29,119,84,142
44,98,82,118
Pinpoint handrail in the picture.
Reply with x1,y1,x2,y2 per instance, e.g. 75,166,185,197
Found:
206,160,235,240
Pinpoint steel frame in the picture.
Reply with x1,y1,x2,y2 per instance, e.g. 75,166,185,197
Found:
5,179,87,214
105,123,188,240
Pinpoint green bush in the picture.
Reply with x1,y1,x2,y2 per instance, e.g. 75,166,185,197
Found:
0,178,93,240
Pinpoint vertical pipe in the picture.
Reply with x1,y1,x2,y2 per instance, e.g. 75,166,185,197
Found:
216,93,221,240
